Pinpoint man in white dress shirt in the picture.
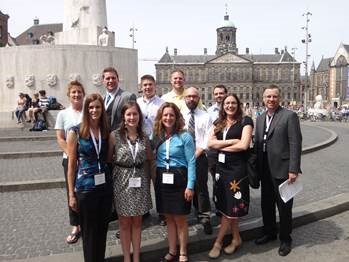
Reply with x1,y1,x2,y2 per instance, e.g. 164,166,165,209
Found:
136,75,164,138
136,74,165,225
183,87,213,234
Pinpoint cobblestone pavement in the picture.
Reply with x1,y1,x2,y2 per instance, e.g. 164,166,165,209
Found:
189,210,349,262
0,122,348,260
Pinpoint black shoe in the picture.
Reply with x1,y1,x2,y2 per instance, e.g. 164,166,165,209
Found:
278,241,292,256
142,212,150,221
115,230,120,239
203,221,213,235
255,234,277,245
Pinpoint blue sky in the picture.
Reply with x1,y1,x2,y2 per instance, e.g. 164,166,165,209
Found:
1,0,348,77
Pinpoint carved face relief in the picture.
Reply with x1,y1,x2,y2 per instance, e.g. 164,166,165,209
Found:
92,73,103,86
69,73,81,82
24,75,35,87
5,76,15,88
47,74,58,87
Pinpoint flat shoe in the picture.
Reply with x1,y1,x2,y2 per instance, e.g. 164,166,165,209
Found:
208,242,222,259
179,254,189,262
223,239,242,255
66,231,80,244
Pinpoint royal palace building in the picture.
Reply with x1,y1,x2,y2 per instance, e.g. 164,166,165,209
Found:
155,14,301,106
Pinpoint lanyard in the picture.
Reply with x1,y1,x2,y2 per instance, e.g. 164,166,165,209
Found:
165,137,172,170
264,114,274,140
90,128,101,172
127,139,139,175
223,126,229,140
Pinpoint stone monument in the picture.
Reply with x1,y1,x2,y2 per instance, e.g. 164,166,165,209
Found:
0,0,137,114
55,0,114,46
308,95,329,118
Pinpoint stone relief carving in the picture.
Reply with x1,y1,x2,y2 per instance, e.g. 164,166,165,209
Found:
47,74,58,87
24,75,35,88
40,32,55,45
5,76,15,89
69,73,81,82
92,73,103,86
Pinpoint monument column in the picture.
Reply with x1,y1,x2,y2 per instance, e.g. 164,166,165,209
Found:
58,0,112,45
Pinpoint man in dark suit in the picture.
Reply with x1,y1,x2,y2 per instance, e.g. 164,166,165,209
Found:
102,67,136,131
254,84,302,257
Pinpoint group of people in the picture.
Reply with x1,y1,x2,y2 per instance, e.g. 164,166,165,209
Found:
55,67,302,262
15,89,51,124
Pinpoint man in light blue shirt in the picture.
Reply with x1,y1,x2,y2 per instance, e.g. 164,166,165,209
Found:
183,86,213,234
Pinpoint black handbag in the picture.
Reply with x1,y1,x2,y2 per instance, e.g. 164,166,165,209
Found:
246,147,260,189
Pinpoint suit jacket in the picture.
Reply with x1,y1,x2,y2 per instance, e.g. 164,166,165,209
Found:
105,88,136,131
255,106,302,179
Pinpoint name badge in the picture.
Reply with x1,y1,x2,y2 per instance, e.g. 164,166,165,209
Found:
128,177,141,188
218,153,225,163
94,173,106,186
162,172,174,184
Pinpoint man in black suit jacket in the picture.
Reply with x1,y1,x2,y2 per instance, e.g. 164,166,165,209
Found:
102,67,136,131
254,84,302,256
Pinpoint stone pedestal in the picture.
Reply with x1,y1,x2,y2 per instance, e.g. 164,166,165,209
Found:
0,45,138,112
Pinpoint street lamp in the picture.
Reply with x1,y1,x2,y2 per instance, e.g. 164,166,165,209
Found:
301,11,312,112
129,25,138,49
291,47,297,103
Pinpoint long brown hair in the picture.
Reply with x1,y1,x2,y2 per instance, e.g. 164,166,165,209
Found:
80,93,109,140
214,93,243,134
118,101,144,142
153,102,185,138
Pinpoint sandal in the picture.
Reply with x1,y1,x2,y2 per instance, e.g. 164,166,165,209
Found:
208,242,222,259
66,231,81,244
179,254,189,262
160,252,177,262
223,239,242,255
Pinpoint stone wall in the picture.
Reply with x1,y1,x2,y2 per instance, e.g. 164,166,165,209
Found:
0,44,138,111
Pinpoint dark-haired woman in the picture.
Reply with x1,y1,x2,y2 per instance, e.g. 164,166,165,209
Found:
108,101,153,262
207,94,253,259
67,93,112,262
153,102,195,262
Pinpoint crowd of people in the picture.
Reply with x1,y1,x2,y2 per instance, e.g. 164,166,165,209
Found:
53,67,302,262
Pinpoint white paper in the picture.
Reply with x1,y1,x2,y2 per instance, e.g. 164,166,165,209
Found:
162,172,174,184
94,173,105,186
278,176,303,203
128,177,141,188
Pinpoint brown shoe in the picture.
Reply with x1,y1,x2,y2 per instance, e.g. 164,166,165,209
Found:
208,242,222,259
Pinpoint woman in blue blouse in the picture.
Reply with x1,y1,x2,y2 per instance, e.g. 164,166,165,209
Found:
153,102,196,262
67,93,112,262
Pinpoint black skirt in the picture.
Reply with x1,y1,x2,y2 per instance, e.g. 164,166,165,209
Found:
155,167,191,215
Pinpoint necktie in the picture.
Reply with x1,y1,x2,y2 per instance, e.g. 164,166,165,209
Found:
188,110,195,141
105,94,111,106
